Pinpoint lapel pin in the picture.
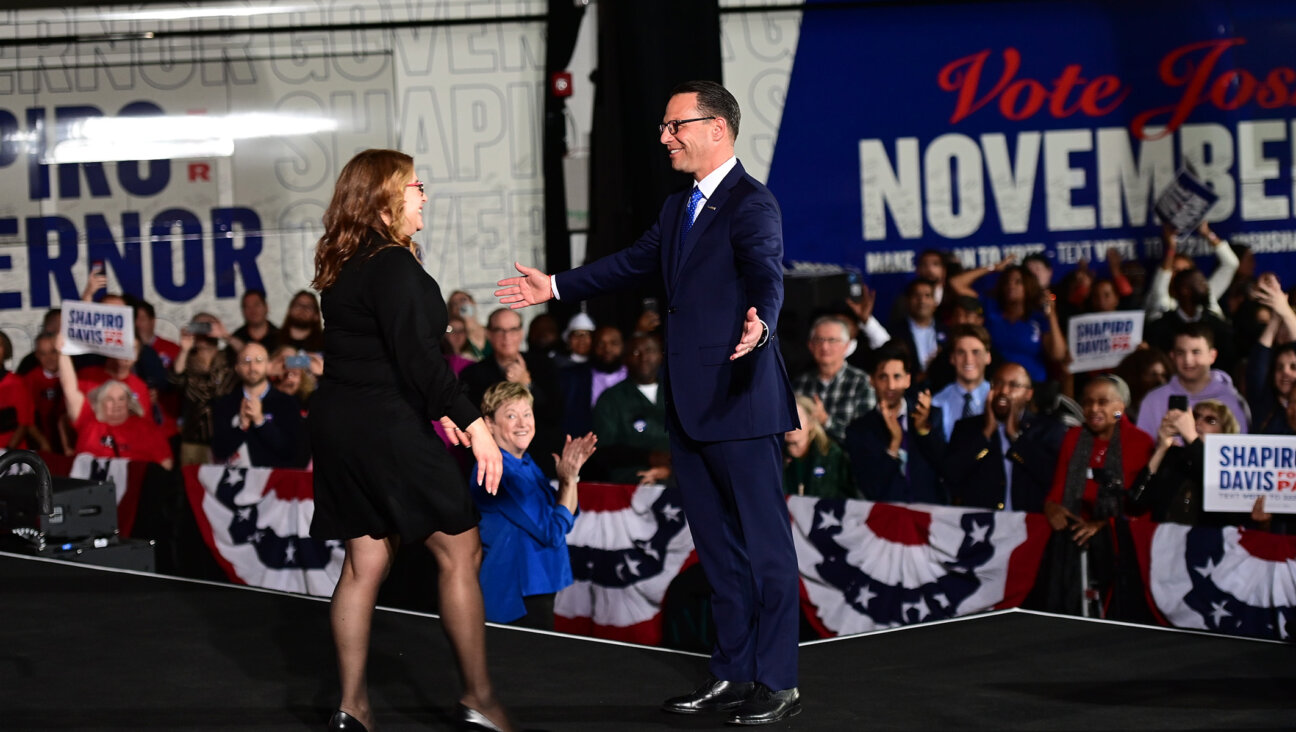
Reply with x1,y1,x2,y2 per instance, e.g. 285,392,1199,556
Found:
706,205,717,210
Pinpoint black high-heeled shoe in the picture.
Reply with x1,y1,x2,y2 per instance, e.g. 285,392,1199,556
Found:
328,710,370,732
456,703,504,732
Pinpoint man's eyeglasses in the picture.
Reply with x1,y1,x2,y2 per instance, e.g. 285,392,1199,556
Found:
406,181,425,195
658,116,716,135
809,337,845,346
241,356,266,364
488,325,524,335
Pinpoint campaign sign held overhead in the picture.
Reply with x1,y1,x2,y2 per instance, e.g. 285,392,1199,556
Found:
61,301,135,360
1067,310,1144,373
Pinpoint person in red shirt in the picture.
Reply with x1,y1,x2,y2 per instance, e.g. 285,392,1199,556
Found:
0,332,45,451
23,333,69,453
76,343,153,417
1041,374,1154,618
1045,375,1155,531
56,335,173,468
134,299,180,369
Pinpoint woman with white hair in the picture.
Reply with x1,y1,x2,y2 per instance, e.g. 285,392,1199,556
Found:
56,335,173,468
1039,374,1153,617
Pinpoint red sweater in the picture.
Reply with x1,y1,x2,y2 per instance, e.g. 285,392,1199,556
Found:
1047,423,1154,518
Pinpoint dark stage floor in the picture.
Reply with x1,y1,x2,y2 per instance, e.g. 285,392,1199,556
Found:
2,552,1292,731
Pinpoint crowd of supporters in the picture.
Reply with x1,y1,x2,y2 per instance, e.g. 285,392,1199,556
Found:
5,221,1293,622
6,285,315,471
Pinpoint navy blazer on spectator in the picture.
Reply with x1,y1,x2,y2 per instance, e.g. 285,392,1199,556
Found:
885,320,946,381
943,411,1066,513
844,400,946,504
211,387,309,468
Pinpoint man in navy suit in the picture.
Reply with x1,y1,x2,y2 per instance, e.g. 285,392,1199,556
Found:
496,80,801,725
944,362,1066,512
886,277,945,382
844,342,947,504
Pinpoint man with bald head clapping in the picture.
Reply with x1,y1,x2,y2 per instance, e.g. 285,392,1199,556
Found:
211,342,309,468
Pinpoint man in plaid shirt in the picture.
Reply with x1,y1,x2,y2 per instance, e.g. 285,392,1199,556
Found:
792,316,876,444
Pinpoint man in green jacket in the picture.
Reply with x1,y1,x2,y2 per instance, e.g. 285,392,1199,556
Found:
590,332,670,484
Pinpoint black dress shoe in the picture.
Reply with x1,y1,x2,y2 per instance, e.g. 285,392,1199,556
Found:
661,675,756,714
456,703,504,731
726,684,801,726
327,710,369,732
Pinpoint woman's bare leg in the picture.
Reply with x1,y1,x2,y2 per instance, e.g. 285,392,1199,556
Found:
425,527,513,731
331,535,397,729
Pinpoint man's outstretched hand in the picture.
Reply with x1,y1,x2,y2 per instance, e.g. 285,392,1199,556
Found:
495,262,554,309
730,307,764,361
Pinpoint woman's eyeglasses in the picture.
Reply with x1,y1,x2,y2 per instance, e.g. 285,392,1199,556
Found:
406,181,425,195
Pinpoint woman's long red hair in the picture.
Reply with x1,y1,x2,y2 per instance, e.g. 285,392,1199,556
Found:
312,149,417,291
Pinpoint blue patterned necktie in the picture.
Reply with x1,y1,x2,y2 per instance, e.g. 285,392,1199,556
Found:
680,186,704,241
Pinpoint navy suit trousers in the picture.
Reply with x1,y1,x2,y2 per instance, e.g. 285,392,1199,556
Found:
669,408,799,690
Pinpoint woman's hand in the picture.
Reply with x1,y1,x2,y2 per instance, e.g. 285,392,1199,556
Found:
1044,501,1078,531
208,318,231,341
463,418,502,494
636,466,671,485
1157,410,1181,446
439,416,465,446
1253,273,1286,311
1251,496,1272,524
81,270,107,301
1071,518,1106,546
1169,408,1197,444
810,395,830,427
554,432,598,485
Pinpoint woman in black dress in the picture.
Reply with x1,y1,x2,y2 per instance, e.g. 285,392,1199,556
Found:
309,149,509,732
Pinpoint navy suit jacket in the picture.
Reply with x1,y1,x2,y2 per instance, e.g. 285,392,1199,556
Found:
943,411,1066,513
211,387,309,468
885,320,946,382
843,402,947,505
557,161,797,442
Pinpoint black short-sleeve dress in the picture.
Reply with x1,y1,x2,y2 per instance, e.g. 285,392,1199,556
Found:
309,238,481,541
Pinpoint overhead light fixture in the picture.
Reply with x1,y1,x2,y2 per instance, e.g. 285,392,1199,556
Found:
97,5,312,22
42,112,340,164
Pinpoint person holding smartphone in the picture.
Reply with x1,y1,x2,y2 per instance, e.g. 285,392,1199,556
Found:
269,346,316,410
1130,398,1243,525
169,314,235,466
447,290,488,361
1135,322,1250,437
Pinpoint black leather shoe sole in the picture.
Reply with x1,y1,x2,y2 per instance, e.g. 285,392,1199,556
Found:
661,697,750,715
726,700,802,726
